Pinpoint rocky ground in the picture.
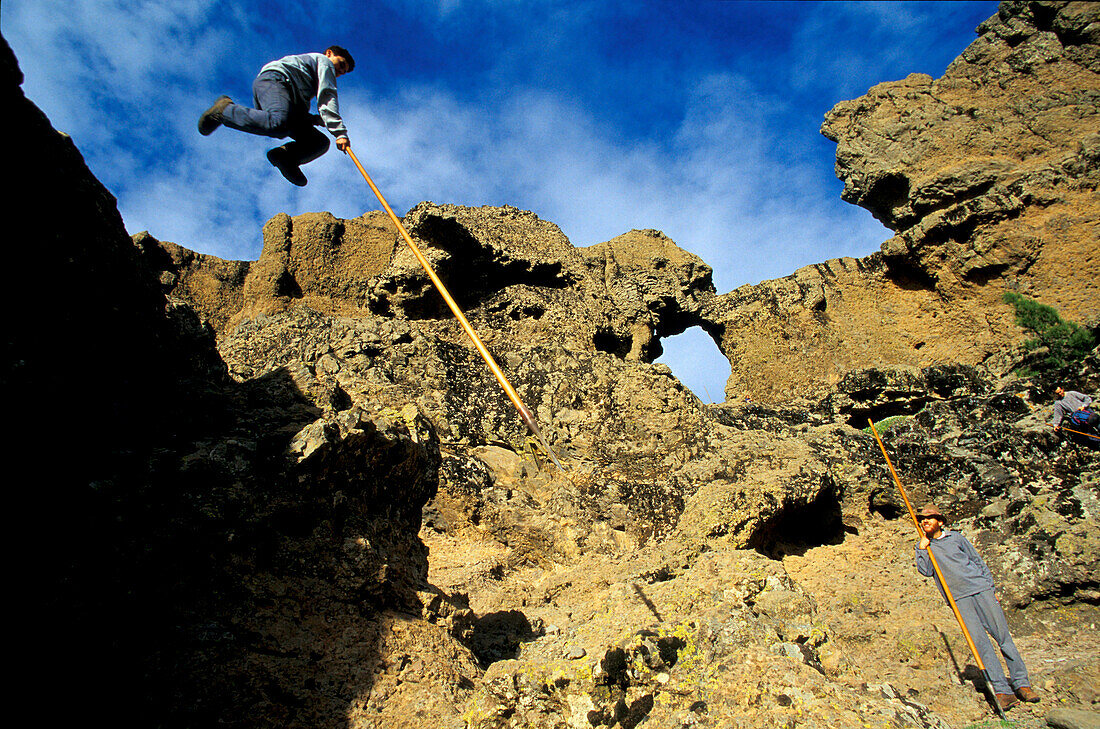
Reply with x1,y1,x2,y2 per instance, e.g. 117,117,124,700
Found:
784,518,1100,728
7,2,1100,728
414,362,1100,729
421,519,1100,728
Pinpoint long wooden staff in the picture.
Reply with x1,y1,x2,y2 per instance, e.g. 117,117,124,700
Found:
1054,423,1100,441
344,148,564,472
868,420,1008,720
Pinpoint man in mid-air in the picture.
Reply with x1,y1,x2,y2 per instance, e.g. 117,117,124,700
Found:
198,46,355,186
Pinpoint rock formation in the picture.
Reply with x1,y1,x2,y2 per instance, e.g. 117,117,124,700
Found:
707,0,1100,403
7,2,1100,728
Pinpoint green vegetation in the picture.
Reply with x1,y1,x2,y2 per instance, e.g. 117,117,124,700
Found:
1003,292,1097,374
862,415,911,435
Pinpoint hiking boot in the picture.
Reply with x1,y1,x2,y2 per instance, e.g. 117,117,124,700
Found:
995,693,1018,710
1016,686,1040,703
198,95,233,135
266,147,308,186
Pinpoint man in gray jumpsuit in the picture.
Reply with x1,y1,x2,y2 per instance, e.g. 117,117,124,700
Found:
914,505,1039,711
1052,386,1094,428
198,46,354,186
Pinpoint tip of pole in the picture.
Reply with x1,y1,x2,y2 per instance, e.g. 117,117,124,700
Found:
518,407,567,474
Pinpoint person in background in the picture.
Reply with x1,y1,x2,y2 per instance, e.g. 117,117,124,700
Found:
1052,386,1093,429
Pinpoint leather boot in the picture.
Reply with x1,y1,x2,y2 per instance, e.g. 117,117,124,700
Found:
1015,686,1040,703
267,147,308,186
198,96,233,135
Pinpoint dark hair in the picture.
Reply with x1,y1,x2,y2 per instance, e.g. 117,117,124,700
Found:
326,45,355,73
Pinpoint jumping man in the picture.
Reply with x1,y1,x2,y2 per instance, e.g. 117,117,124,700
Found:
198,46,355,186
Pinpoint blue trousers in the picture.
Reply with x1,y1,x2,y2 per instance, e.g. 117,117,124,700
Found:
219,71,330,166
956,589,1031,694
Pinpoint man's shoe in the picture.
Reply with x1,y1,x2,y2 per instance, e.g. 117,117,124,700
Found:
995,693,1019,710
266,147,308,186
1016,686,1040,703
198,95,233,135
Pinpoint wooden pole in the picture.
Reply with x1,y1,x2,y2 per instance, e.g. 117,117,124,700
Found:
1053,423,1100,441
344,149,564,472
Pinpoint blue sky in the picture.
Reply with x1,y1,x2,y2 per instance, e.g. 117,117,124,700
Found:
3,0,999,403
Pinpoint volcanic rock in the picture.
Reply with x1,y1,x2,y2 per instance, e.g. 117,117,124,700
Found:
7,3,1100,729
707,0,1100,403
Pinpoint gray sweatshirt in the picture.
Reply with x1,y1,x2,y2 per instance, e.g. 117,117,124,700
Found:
260,52,348,139
1053,391,1093,427
915,530,995,600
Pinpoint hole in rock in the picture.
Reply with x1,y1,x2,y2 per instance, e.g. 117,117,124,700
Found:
593,327,631,358
883,260,937,291
865,172,910,225
749,484,846,559
657,636,685,667
654,326,730,404
845,399,927,429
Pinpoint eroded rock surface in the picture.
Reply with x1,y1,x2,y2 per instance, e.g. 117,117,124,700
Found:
709,0,1100,402
10,3,1100,728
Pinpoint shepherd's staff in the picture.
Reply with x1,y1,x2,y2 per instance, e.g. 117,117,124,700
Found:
344,148,564,472
1053,423,1100,441
868,419,1008,721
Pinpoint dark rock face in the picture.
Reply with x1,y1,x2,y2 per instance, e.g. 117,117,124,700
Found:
3,31,467,727
823,364,992,428
145,403,454,728
4,28,230,719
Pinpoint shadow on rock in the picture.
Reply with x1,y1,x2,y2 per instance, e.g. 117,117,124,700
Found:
466,609,543,667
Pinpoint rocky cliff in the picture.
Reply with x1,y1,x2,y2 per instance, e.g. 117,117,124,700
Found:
9,2,1100,729
708,0,1100,403
151,2,1100,411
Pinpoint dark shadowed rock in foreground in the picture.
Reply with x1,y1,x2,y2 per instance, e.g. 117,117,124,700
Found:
3,30,475,729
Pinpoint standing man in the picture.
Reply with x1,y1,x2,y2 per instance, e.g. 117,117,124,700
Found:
198,46,355,186
914,505,1039,711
